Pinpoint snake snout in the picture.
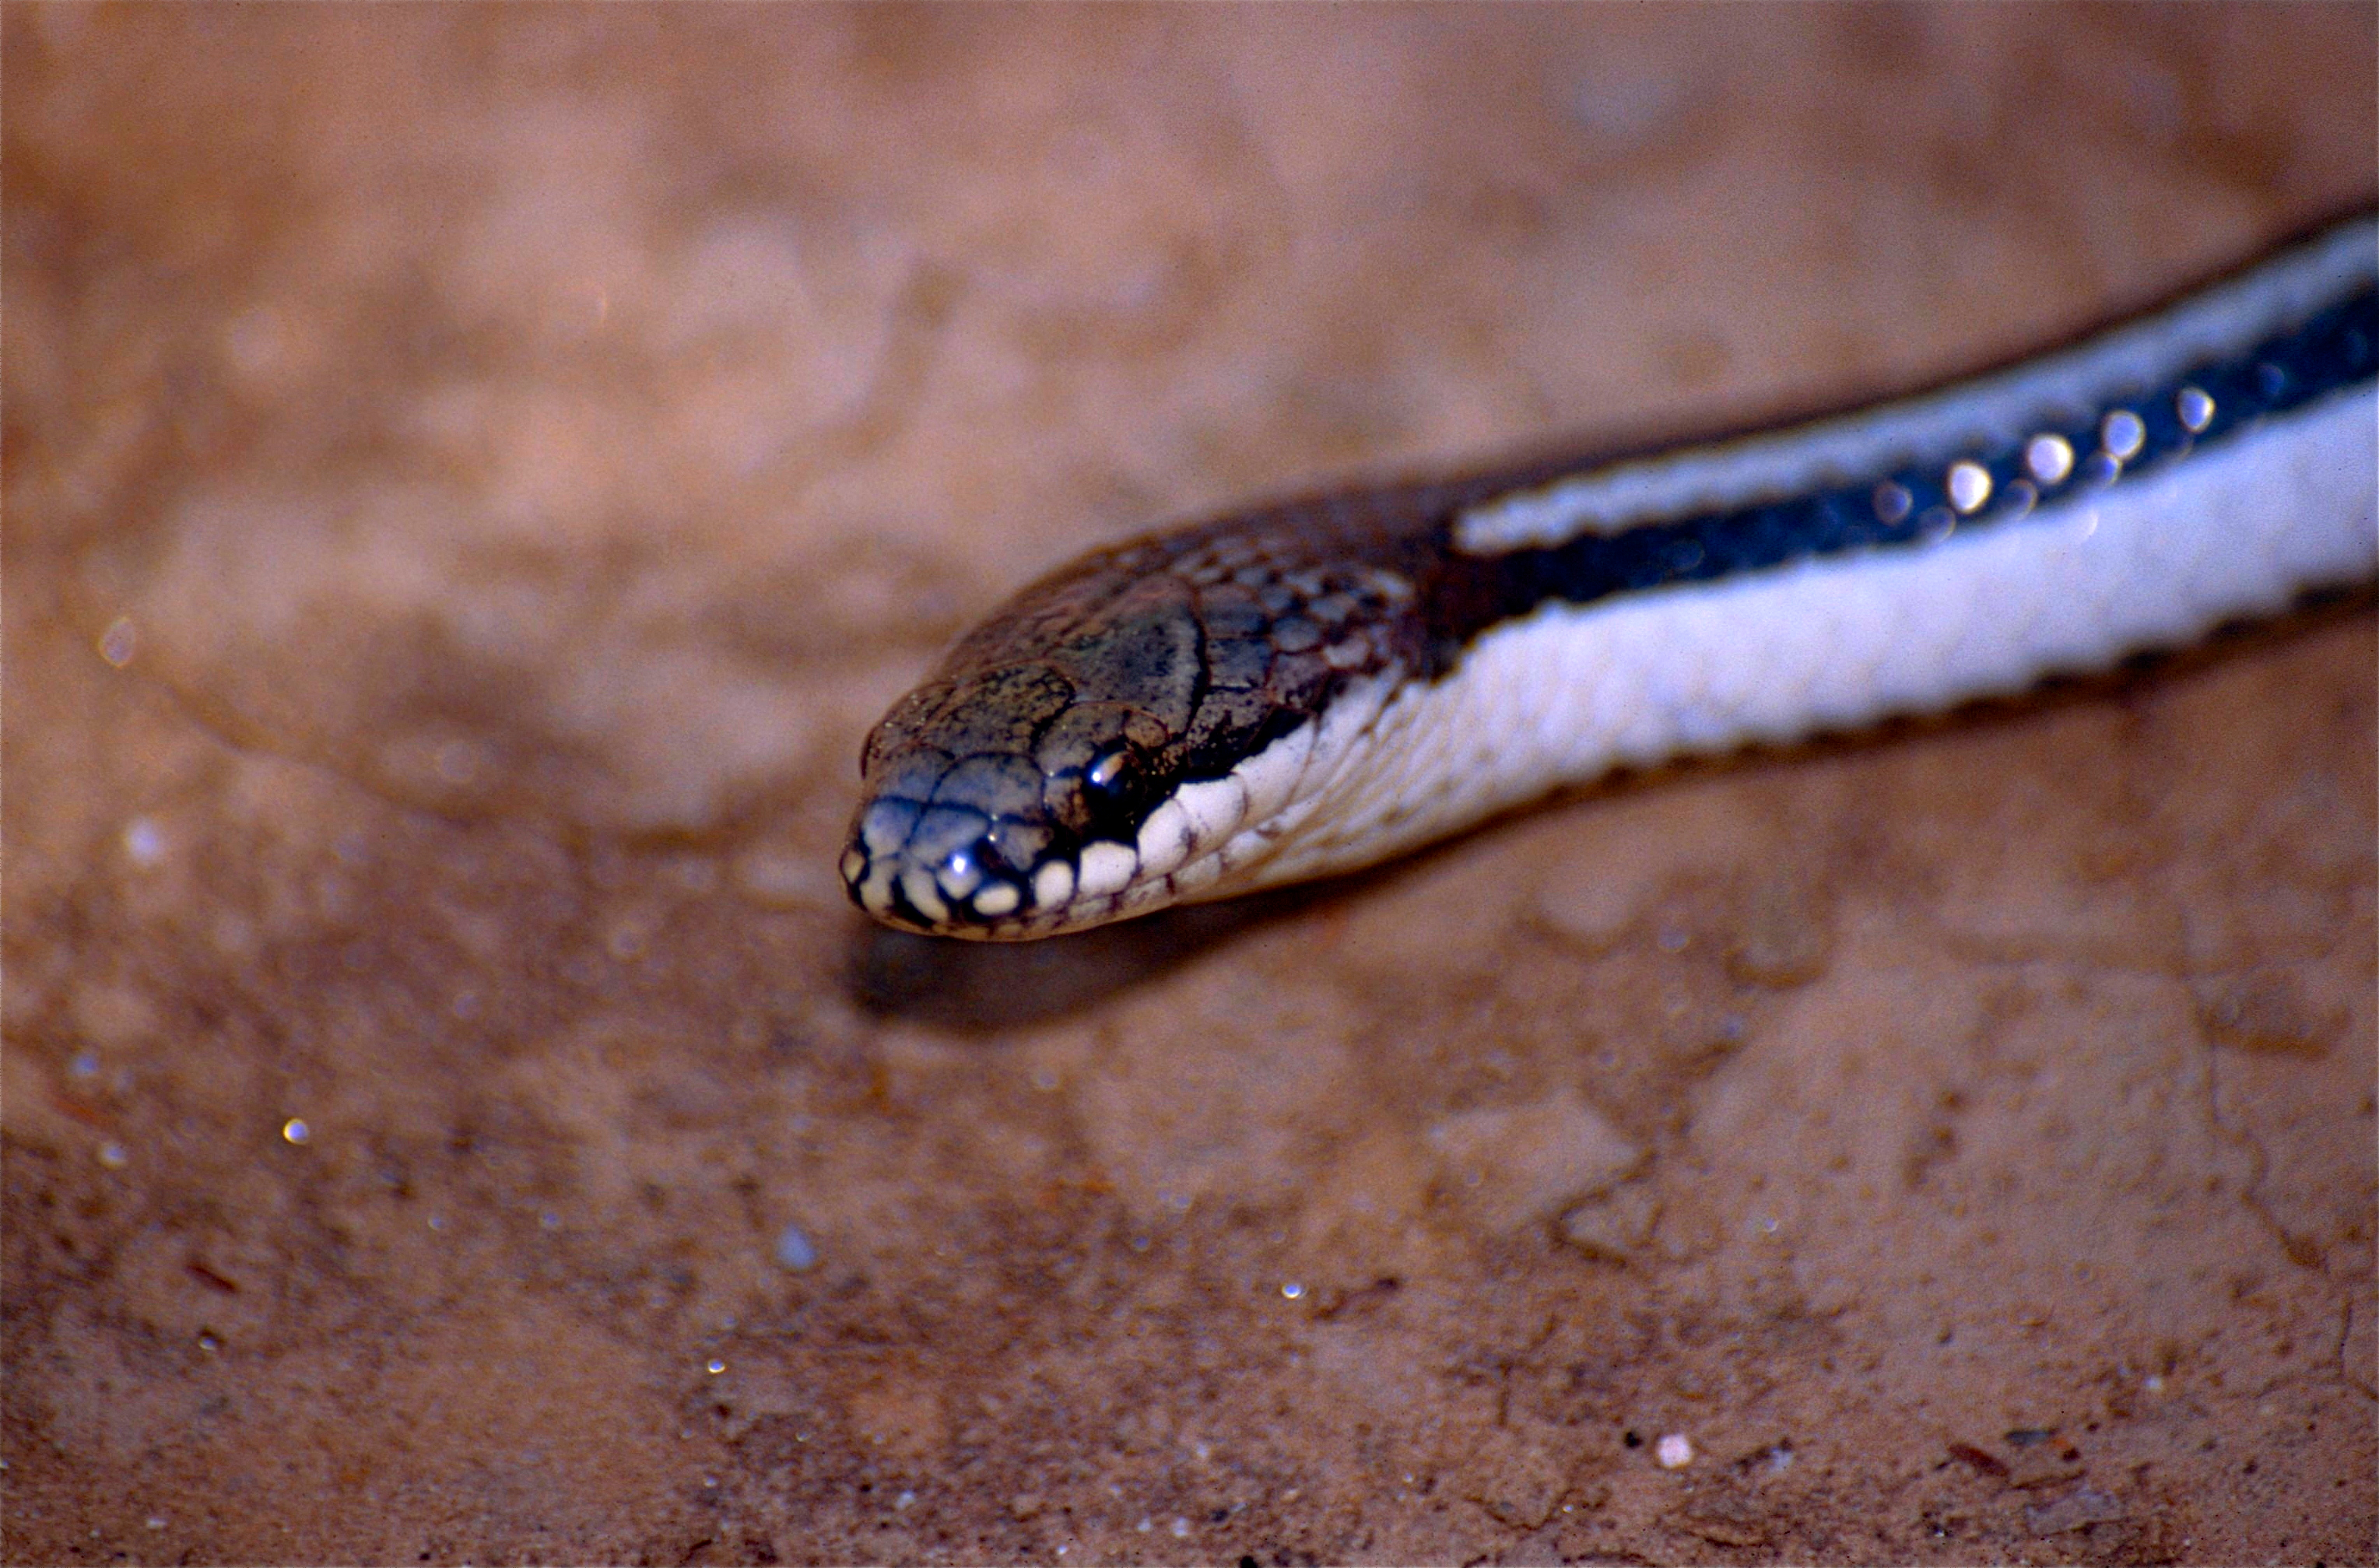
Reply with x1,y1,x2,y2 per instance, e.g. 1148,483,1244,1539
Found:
842,793,1036,935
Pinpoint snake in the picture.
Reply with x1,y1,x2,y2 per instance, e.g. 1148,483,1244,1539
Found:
842,211,2379,940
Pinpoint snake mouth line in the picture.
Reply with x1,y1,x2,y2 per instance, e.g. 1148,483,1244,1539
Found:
840,830,1119,939
840,834,1217,941
841,713,1335,938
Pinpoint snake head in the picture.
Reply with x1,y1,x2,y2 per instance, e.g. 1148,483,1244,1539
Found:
840,519,1418,938
841,656,1201,938
840,595,1296,938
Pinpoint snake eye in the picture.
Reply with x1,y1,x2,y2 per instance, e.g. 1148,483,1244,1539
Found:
1079,744,1146,837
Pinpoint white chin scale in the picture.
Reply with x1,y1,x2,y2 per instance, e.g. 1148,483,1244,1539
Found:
842,711,1342,938
979,686,1405,937
843,829,1029,934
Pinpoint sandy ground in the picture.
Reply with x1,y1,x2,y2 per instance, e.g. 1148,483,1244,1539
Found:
5,6,2374,1563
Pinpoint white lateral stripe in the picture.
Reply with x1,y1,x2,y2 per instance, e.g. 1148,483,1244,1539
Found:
1227,384,2377,899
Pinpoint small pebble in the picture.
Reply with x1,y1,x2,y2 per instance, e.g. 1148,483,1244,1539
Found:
1559,1185,1661,1261
2024,1486,2124,1535
1726,875,1833,986
122,818,165,868
775,1222,818,1272
99,617,139,667
1655,1433,1694,1468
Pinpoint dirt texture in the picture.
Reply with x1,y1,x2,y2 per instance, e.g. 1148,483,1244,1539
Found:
5,6,2374,1564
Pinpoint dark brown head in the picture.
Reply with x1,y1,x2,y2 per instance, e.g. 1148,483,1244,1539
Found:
841,511,1430,936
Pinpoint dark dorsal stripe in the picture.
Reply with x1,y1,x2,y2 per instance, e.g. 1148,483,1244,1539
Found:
1464,285,2377,633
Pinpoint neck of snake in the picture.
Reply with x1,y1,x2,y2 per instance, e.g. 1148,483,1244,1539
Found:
1212,218,2379,896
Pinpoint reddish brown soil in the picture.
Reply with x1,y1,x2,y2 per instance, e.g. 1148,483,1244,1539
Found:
6,7,2373,1563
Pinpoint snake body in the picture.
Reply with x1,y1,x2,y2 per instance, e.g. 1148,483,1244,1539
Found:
844,213,2379,939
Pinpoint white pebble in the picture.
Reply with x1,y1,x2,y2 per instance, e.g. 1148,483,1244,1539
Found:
1655,1433,1694,1468
122,818,165,868
99,617,139,667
